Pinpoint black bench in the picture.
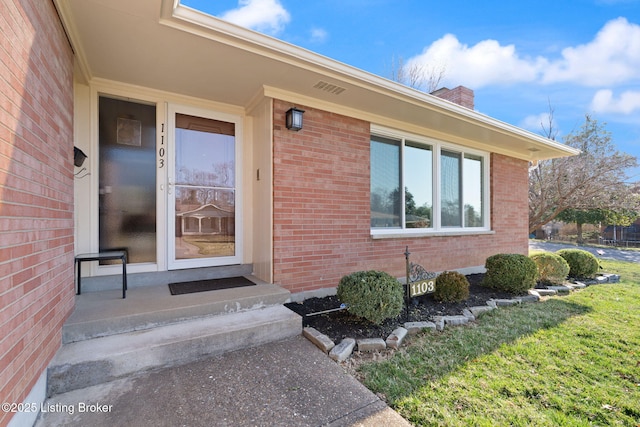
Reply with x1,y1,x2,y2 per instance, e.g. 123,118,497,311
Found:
74,251,127,298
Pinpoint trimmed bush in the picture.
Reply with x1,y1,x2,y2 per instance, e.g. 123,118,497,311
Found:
556,249,600,279
337,270,404,325
530,252,570,285
482,253,537,294
434,271,470,302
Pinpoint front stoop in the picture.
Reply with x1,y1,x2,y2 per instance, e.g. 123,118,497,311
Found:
62,282,292,343
47,305,301,397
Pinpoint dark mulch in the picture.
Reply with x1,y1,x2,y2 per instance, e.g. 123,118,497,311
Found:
284,274,526,342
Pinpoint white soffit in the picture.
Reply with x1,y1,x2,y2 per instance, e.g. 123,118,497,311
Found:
55,0,579,161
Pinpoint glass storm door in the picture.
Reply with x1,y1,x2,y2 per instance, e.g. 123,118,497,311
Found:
168,107,241,269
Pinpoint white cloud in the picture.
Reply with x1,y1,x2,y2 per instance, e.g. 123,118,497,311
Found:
408,34,546,88
310,27,328,43
408,18,640,89
543,17,640,86
220,0,290,35
591,89,640,114
520,112,553,132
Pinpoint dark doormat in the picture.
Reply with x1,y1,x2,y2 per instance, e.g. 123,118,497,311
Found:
168,276,256,296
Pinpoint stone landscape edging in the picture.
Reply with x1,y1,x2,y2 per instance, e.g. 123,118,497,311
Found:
302,273,621,363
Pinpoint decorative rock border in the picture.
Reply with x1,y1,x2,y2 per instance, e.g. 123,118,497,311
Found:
303,272,621,362
329,338,355,362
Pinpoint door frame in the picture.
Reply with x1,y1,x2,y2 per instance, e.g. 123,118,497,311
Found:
166,103,244,270
84,82,246,277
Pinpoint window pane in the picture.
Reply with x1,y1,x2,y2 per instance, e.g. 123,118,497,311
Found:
441,150,461,227
371,136,401,228
175,114,235,188
174,114,236,260
405,143,432,228
99,96,156,264
464,154,484,227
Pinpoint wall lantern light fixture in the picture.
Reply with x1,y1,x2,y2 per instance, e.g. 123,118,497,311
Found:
74,146,87,167
285,107,305,131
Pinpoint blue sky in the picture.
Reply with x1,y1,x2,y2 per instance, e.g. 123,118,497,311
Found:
181,0,640,180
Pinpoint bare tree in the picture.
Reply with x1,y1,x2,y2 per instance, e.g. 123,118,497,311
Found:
388,55,446,93
540,99,559,141
529,114,638,233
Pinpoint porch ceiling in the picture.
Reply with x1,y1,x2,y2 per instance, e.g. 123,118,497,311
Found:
54,0,579,161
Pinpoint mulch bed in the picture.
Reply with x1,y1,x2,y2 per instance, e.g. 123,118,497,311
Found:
284,274,526,343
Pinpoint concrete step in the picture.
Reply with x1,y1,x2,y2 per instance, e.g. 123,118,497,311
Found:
48,305,302,397
63,282,291,343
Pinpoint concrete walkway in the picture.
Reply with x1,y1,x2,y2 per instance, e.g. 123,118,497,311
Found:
529,239,640,263
35,335,411,427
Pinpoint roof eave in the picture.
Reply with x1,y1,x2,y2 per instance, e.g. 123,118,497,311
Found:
57,0,578,161
165,1,578,161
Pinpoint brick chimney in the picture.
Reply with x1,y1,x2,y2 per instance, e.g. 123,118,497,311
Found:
431,86,474,110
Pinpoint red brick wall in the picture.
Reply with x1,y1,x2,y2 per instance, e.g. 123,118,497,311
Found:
272,100,529,294
0,1,75,424
490,153,530,252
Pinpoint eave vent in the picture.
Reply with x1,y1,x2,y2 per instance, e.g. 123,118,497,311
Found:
313,81,346,95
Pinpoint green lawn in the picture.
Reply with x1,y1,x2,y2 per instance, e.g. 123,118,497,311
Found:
359,259,640,426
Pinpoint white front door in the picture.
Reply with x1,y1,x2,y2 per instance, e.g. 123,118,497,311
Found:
167,105,242,269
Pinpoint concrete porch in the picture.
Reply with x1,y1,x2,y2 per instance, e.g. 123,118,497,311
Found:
63,274,293,342
47,271,302,397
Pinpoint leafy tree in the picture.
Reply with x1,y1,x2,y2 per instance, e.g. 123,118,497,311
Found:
529,114,637,233
601,186,640,226
414,205,432,220
602,204,640,242
558,194,639,244
603,206,639,228
401,187,432,227
557,209,607,244
404,187,416,213
465,204,482,227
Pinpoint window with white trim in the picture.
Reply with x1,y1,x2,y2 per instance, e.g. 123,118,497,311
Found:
370,130,489,234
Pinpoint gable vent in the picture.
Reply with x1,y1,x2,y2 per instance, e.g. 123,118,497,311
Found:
313,81,346,95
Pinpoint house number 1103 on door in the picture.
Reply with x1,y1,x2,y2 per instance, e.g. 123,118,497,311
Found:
409,280,435,298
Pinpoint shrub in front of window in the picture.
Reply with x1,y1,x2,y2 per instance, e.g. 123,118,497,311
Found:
482,254,537,294
337,271,404,325
556,249,600,279
434,271,470,302
530,252,570,285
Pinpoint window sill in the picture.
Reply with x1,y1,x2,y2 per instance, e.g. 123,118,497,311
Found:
370,229,495,239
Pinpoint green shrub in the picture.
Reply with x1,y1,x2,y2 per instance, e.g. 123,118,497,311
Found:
556,249,600,279
434,271,470,302
337,270,404,325
530,252,570,285
482,253,537,294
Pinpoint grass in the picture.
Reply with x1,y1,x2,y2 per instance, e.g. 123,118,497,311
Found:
358,259,640,426
181,235,234,256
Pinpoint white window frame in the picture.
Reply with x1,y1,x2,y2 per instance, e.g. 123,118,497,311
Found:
370,125,492,239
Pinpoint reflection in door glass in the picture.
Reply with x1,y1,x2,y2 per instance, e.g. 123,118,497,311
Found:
99,96,156,264
174,114,236,259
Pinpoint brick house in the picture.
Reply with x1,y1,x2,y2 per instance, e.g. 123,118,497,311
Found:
0,0,578,425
